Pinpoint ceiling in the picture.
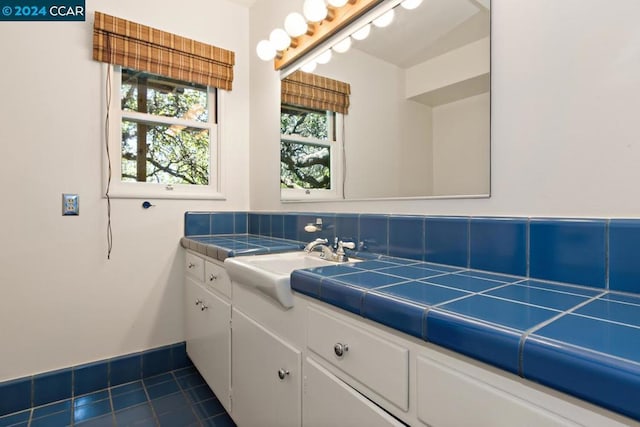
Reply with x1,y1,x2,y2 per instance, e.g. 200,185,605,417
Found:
233,0,489,70
352,0,490,68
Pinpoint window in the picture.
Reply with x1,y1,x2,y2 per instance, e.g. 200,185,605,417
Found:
106,66,222,199
280,105,343,200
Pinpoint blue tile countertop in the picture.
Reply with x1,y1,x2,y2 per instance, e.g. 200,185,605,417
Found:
182,234,640,422
180,235,303,261
290,256,640,423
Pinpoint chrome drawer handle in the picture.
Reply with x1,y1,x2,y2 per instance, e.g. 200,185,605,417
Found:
334,343,349,358
209,274,217,281
188,262,196,269
277,369,290,380
195,299,202,306
201,304,209,311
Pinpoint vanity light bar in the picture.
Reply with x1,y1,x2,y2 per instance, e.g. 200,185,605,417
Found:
257,0,422,76
275,0,386,70
278,0,408,78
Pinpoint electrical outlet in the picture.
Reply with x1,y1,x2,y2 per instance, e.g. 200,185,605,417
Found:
62,193,79,216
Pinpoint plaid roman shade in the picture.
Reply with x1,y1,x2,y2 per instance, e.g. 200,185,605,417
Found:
93,11,235,90
281,71,350,114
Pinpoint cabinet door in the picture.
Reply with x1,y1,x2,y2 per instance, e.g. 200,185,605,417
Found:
185,277,231,412
416,355,579,427
303,357,405,427
232,308,301,427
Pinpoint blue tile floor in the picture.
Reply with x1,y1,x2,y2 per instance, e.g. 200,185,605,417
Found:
0,367,235,427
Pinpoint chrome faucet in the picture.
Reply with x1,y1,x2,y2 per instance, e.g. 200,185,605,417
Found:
303,237,328,252
303,238,333,258
304,237,356,262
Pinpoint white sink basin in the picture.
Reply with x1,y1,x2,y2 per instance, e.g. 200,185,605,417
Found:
224,251,359,309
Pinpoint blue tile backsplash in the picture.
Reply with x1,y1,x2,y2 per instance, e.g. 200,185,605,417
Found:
359,214,389,255
609,219,640,293
426,216,468,267
470,217,527,276
529,218,607,288
388,216,424,261
190,211,640,295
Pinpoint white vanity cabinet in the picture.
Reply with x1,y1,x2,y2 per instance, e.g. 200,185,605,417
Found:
182,248,637,427
299,296,636,427
184,252,231,413
415,354,577,427
302,357,404,427
231,308,301,427
414,351,632,427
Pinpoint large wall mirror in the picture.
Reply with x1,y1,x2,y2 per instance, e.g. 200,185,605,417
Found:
279,0,490,200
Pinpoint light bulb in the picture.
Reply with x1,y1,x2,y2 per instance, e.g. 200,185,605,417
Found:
327,0,348,7
301,61,317,73
269,28,291,51
351,24,371,41
256,39,276,61
401,0,423,9
332,36,352,53
284,12,308,37
303,0,328,22
316,49,332,64
373,9,395,28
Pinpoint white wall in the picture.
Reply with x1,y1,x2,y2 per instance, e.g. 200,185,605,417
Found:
405,36,490,100
317,49,432,198
0,0,250,381
433,92,490,196
250,0,640,216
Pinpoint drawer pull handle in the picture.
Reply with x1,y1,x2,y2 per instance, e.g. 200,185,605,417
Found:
277,369,290,380
188,262,196,269
195,299,202,306
209,274,217,281
201,304,209,311
334,343,349,358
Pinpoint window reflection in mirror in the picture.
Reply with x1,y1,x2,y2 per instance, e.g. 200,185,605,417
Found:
280,106,344,199
280,0,490,200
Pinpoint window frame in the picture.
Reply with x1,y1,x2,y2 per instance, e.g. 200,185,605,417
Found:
280,107,344,201
104,65,224,200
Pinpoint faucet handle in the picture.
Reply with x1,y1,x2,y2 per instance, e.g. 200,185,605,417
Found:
338,241,356,250
336,240,356,262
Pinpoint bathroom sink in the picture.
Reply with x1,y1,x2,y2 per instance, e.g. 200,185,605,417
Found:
224,251,360,309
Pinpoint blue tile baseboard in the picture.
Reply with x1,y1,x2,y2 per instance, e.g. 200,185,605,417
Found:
0,366,234,427
0,342,191,417
187,212,640,296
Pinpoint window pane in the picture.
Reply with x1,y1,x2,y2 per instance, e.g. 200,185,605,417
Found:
121,69,209,122
122,119,210,185
280,140,330,189
281,106,328,140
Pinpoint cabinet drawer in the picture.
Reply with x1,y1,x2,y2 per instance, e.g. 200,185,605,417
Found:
205,260,231,299
307,307,409,411
416,355,579,427
185,252,204,282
